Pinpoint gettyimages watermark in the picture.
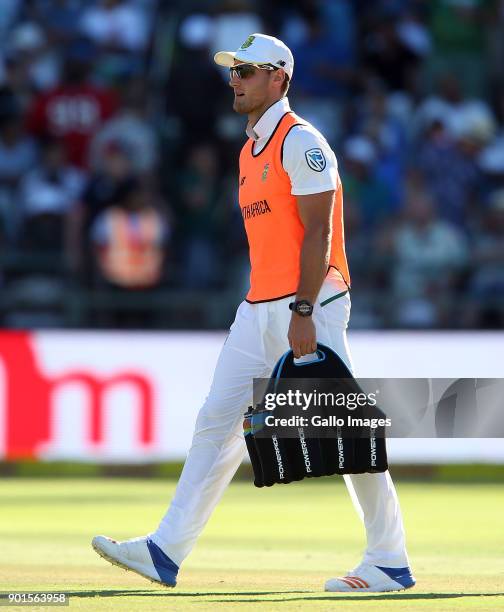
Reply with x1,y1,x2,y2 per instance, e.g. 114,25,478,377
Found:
248,378,504,438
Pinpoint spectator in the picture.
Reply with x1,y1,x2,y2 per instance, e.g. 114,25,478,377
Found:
357,78,407,207
68,139,135,279
415,116,469,225
342,198,384,328
91,177,168,289
416,106,494,227
2,50,34,113
287,7,356,99
362,12,425,94
285,7,357,141
80,0,151,79
80,0,150,53
0,91,38,184
6,21,61,92
428,0,490,96
31,0,85,48
389,191,468,327
465,189,504,328
26,39,118,168
487,0,504,93
209,0,264,68
0,90,38,241
478,84,504,192
396,9,432,60
18,137,84,251
279,0,356,53
341,136,396,231
413,73,494,139
169,17,226,144
90,77,158,175
176,143,225,288
0,0,21,41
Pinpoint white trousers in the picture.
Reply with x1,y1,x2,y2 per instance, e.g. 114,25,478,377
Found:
151,272,409,569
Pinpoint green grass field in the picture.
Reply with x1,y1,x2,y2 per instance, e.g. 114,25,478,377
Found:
1,477,503,611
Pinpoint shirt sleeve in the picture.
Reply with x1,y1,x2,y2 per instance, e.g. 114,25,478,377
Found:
282,125,340,196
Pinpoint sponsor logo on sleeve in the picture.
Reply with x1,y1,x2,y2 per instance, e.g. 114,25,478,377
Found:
305,148,326,172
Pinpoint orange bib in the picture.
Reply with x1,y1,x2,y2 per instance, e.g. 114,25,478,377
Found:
99,207,163,288
239,111,350,302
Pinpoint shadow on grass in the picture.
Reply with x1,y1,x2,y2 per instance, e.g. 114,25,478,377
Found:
210,592,504,603
64,589,310,598
63,590,504,602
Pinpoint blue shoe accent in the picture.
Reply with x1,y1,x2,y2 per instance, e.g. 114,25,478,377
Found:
146,539,179,586
375,565,416,589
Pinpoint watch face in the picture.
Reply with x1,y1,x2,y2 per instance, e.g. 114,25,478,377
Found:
297,302,312,316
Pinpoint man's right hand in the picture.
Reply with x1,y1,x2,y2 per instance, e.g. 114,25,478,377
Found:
288,314,317,358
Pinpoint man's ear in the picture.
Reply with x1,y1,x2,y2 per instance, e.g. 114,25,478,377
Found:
273,68,286,86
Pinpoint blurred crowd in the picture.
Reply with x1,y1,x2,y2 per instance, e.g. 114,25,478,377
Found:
0,0,503,329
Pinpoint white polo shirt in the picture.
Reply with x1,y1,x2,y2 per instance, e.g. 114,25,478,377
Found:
245,97,340,196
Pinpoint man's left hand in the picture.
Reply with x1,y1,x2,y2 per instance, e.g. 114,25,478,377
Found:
288,314,317,358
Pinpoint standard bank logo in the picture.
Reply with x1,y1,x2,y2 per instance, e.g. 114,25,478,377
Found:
305,148,326,172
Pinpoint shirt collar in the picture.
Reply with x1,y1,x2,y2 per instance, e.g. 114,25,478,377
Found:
246,97,291,141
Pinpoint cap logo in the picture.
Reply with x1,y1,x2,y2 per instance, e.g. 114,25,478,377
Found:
277,60,286,67
240,35,255,49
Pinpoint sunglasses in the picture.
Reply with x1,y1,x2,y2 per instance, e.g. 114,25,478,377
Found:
229,63,278,80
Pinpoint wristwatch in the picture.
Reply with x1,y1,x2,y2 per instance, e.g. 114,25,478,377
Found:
289,299,313,317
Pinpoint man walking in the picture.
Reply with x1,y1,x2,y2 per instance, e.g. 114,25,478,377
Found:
92,33,415,593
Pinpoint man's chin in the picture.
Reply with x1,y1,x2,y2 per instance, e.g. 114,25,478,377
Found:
233,99,249,114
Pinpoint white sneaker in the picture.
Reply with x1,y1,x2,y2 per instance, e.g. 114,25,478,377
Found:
325,562,415,593
92,535,178,587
